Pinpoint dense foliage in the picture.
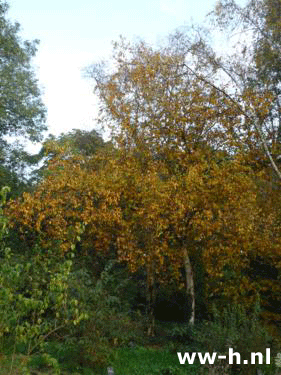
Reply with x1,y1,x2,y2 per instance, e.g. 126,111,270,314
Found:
0,0,46,194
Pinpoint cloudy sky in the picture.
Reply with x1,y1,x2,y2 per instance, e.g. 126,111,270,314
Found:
6,0,245,149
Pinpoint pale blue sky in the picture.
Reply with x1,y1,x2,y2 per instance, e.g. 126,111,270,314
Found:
6,0,245,147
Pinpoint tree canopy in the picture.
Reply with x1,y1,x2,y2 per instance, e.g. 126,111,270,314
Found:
0,0,46,191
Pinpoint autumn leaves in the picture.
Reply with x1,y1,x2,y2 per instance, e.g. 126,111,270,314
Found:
6,35,281,329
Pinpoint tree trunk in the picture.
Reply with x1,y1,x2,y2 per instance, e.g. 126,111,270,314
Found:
184,248,195,325
146,264,156,336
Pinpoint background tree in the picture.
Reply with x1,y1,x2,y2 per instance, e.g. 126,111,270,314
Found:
44,129,109,157
0,0,46,192
27,129,112,185
205,0,281,323
203,0,281,178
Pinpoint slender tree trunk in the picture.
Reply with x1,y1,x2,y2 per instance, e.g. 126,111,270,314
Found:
184,248,195,325
146,264,156,336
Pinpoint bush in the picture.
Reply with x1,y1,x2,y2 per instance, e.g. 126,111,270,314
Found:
192,303,277,375
0,248,88,349
0,187,88,373
60,260,144,369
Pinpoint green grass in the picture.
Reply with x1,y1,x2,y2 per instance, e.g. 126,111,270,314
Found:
0,347,198,375
105,346,199,375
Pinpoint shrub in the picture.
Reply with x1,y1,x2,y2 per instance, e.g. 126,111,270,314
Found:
0,247,88,350
61,260,143,369
192,303,277,375
0,187,88,373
